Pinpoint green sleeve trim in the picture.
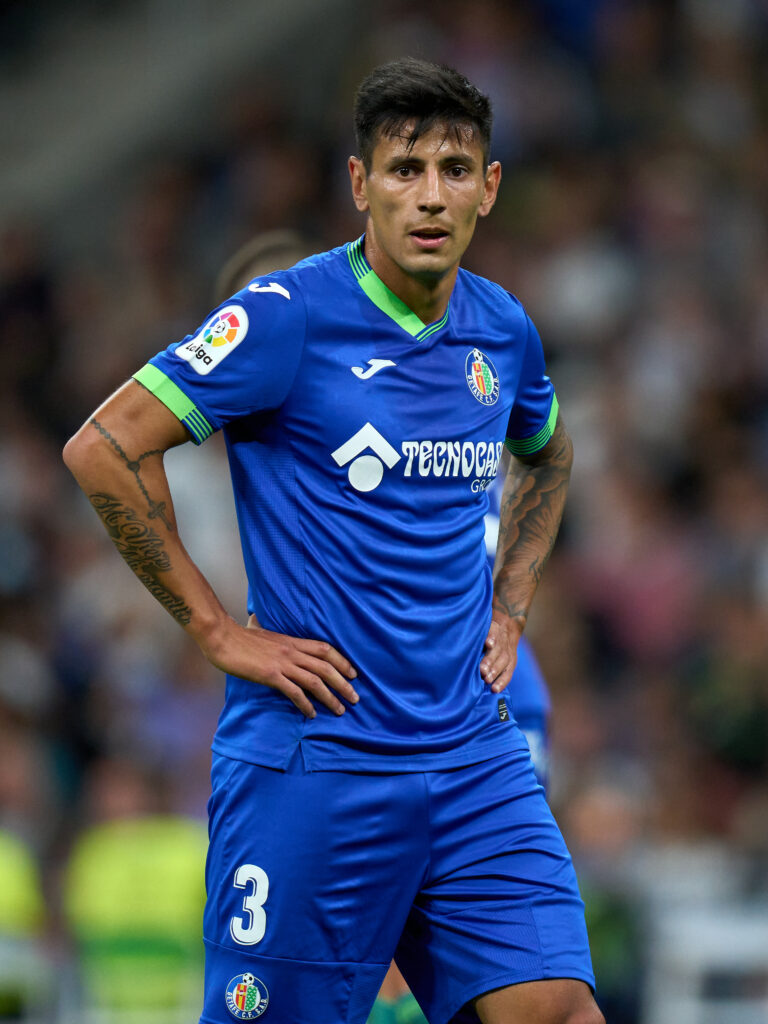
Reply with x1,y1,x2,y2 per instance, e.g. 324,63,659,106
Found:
505,393,559,456
133,364,214,445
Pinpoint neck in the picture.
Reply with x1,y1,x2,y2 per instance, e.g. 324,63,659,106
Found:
363,226,457,325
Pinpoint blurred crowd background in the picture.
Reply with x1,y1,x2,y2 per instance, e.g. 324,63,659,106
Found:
2,0,768,1021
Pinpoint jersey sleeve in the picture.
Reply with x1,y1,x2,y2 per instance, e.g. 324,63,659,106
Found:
132,275,307,443
504,312,559,457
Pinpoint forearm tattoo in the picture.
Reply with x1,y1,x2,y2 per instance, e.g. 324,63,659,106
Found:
90,417,171,530
89,493,192,626
493,418,572,624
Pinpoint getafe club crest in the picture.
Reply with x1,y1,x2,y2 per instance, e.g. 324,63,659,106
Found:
465,348,500,406
225,972,269,1019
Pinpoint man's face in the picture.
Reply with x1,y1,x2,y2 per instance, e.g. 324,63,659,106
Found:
349,122,501,285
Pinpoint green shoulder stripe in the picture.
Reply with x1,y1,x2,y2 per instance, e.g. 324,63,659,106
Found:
505,393,559,456
133,364,214,445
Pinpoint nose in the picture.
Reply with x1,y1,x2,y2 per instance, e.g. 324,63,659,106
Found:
418,167,446,214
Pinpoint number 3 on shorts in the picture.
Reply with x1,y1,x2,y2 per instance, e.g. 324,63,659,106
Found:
230,864,269,945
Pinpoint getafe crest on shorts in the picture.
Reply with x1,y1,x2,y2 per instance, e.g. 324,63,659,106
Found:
176,304,249,376
225,972,269,1019
465,348,500,405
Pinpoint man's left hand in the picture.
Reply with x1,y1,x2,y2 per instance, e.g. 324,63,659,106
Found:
480,611,524,693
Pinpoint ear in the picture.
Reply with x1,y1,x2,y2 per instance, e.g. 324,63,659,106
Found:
478,161,502,219
349,156,369,213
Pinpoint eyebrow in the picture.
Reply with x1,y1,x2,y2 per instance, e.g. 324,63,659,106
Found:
384,151,478,170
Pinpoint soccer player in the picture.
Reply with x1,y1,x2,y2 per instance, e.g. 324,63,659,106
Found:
64,58,602,1024
216,230,553,793
215,231,553,1024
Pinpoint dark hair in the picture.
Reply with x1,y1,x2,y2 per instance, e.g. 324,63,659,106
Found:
214,230,319,303
354,58,493,170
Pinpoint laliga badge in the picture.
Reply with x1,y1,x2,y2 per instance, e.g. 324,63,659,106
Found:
176,305,249,375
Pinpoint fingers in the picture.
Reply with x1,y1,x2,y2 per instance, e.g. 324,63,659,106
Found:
480,652,507,686
489,663,514,693
241,628,359,718
480,624,503,682
265,664,351,720
278,679,318,719
290,667,349,717
246,626,357,679
480,622,516,692
295,638,357,680
298,652,359,704
270,636,360,716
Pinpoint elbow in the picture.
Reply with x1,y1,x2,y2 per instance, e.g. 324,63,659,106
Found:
62,423,101,483
62,430,85,476
61,434,79,474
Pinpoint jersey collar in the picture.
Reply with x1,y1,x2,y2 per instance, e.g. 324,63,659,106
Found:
347,236,450,342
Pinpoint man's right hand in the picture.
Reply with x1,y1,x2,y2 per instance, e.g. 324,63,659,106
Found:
199,617,359,719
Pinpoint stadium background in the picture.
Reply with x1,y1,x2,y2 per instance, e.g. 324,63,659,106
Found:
1,0,768,1021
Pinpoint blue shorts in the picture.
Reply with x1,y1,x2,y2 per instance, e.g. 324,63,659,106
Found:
201,749,593,1024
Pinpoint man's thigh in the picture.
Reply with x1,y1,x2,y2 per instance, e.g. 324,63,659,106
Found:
475,979,603,1024
395,753,595,1024
201,754,428,1024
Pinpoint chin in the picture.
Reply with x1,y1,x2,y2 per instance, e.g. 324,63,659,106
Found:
403,252,453,279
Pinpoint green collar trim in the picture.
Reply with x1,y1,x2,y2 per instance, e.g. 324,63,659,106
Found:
347,237,449,342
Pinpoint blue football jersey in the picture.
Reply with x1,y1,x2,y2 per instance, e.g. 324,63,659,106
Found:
134,238,559,771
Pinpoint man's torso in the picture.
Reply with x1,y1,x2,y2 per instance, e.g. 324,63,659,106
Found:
139,240,554,770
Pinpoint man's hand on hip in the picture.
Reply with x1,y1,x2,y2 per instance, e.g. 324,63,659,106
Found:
479,611,524,693
198,615,358,719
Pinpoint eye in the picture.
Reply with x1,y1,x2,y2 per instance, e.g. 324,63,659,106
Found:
447,165,469,178
395,166,415,178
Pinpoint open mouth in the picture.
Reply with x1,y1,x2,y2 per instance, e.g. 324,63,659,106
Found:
409,228,449,248
410,228,449,240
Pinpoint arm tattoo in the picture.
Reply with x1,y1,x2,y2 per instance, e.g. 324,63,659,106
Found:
493,418,572,624
90,417,171,530
89,493,192,626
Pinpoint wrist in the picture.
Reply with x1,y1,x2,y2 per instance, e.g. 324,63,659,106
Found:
491,601,526,637
187,607,235,658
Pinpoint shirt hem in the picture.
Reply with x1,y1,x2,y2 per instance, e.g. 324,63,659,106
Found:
212,733,528,773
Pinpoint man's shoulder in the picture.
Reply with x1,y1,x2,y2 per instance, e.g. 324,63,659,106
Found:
455,267,528,325
255,244,350,300
277,243,350,289
230,243,350,318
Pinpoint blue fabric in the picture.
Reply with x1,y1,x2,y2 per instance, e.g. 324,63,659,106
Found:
515,709,550,793
200,751,594,1024
143,241,556,771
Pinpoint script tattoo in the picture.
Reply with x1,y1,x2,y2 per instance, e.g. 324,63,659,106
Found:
89,493,192,626
89,417,171,530
493,416,573,625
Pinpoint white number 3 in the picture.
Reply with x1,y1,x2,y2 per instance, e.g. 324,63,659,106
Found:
230,864,269,945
